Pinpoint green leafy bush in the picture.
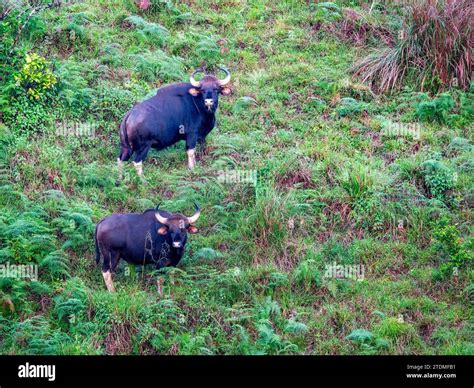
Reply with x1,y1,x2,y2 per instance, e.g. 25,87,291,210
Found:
414,93,454,123
399,89,473,127
421,160,456,200
0,1,53,114
4,94,55,135
14,54,57,101
195,36,221,64
339,165,374,203
432,218,472,271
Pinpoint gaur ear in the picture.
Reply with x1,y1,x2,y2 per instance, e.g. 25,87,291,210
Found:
220,87,231,96
188,225,199,234
157,226,169,235
188,88,200,96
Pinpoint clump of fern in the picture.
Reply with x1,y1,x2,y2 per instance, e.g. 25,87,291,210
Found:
420,159,456,201
128,51,185,83
346,328,390,355
53,204,95,251
123,15,169,47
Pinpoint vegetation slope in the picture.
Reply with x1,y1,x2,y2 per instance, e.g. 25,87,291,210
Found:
0,0,472,355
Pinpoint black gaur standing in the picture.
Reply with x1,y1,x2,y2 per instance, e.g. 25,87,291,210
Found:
94,204,201,292
117,68,232,180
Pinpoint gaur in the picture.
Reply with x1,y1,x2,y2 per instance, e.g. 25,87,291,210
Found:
117,68,232,180
94,203,201,292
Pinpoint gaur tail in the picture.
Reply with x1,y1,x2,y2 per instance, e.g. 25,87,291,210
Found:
116,111,132,185
94,224,101,266
119,111,133,161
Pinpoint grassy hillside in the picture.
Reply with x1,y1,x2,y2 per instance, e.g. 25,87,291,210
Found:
0,0,472,355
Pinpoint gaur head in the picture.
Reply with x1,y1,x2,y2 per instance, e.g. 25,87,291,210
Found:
155,203,201,248
188,67,231,112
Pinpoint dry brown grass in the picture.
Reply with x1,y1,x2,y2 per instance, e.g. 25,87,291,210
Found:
353,0,473,93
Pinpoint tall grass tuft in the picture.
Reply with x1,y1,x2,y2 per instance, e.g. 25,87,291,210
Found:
353,0,473,93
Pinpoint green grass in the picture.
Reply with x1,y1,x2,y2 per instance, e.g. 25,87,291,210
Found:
0,0,472,355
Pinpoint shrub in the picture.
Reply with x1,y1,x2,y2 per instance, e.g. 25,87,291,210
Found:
123,15,169,46
0,43,22,117
0,0,61,114
346,329,374,343
284,319,308,335
14,53,57,100
0,209,56,264
11,316,70,354
4,94,55,135
53,278,89,325
414,93,454,123
400,88,474,127
353,0,473,93
195,36,221,64
432,217,472,271
40,250,70,280
421,159,456,200
53,207,95,251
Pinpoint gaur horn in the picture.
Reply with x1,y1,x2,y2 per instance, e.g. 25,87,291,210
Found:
218,67,231,86
187,202,201,224
190,69,203,88
155,204,168,224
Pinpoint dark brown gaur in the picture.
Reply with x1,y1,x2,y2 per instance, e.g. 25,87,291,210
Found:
117,68,232,182
94,203,201,292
